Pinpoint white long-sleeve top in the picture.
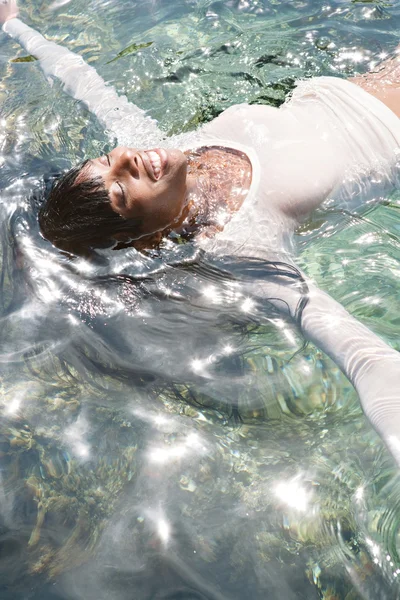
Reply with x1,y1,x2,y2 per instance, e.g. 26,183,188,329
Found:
4,17,400,466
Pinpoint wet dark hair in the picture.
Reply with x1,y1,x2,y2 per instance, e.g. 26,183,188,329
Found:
38,160,143,252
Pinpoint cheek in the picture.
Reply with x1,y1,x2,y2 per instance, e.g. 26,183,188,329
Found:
158,174,187,208
137,166,187,225
164,184,186,215
170,166,188,200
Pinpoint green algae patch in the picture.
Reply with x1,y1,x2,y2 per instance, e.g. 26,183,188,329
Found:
11,55,37,63
106,41,153,64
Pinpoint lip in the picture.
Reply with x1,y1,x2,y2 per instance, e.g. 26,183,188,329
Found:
140,148,168,181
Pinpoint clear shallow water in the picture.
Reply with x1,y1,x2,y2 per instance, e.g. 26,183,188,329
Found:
1,1,400,599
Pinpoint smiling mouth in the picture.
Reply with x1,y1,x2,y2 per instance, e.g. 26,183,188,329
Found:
144,149,168,180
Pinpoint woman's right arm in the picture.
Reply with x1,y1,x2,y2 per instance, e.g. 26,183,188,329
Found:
1,6,163,145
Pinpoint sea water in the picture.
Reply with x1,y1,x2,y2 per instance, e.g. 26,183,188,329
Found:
1,1,400,599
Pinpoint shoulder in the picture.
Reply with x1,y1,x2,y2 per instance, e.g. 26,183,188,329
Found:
214,102,278,122
200,102,278,141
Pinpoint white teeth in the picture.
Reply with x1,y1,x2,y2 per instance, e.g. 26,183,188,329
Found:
146,151,162,178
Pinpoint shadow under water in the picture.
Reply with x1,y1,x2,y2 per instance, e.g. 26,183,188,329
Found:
0,148,397,600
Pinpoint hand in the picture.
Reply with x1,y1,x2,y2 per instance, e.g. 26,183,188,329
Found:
0,0,19,25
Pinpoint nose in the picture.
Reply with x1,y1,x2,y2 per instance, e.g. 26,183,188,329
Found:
110,147,139,178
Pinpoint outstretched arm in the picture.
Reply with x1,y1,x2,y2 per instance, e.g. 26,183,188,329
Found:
252,272,400,466
1,3,163,146
301,285,400,465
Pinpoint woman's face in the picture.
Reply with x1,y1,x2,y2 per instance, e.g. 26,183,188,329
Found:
85,146,188,237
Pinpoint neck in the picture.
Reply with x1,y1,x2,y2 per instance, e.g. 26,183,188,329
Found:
173,173,212,232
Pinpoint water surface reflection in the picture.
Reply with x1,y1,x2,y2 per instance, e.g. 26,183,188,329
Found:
2,0,400,599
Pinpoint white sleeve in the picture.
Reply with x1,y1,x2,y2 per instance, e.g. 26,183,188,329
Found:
2,18,164,147
300,286,400,466
252,274,400,466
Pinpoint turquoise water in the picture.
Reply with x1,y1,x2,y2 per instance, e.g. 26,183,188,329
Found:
1,1,400,599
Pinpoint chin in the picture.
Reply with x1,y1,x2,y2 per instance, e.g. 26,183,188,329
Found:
167,150,187,185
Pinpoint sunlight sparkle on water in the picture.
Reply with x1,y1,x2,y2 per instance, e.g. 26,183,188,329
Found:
274,319,285,329
6,393,22,415
131,407,173,429
64,418,91,459
157,517,171,545
185,432,202,449
74,259,95,274
148,432,206,465
362,296,380,305
202,285,221,304
366,537,381,563
283,328,297,345
355,232,378,245
148,445,187,464
34,254,63,275
191,358,207,375
363,8,374,19
145,508,172,546
241,297,255,313
335,49,366,65
355,486,364,501
300,361,312,375
68,314,80,325
275,477,311,512
387,435,400,465
73,441,90,457
154,414,169,427
48,0,72,10
37,280,61,304
223,344,234,355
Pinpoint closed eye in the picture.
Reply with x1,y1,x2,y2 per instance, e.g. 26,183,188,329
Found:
117,182,126,205
106,154,127,206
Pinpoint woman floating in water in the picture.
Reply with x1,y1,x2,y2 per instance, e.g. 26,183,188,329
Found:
2,0,400,464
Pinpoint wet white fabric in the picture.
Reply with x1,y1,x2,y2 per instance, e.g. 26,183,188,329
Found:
192,76,400,258
4,17,400,467
3,18,163,148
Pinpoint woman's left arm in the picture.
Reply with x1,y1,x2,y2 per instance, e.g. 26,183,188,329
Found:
1,7,163,145
300,285,400,466
252,273,400,466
